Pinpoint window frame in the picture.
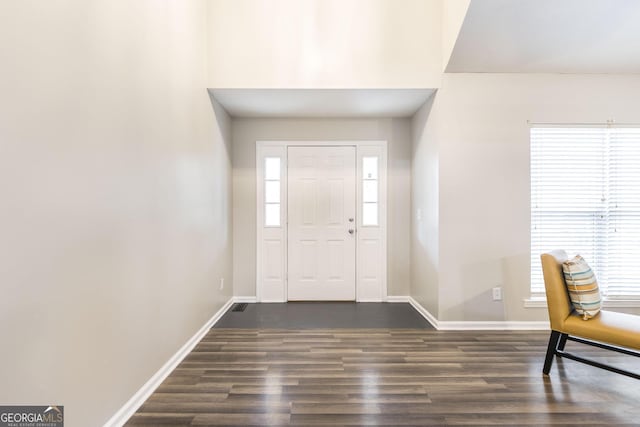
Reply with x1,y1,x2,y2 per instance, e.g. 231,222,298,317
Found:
263,157,282,227
529,125,640,305
361,156,379,226
255,140,388,303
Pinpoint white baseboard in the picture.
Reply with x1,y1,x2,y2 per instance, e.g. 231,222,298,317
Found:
235,296,415,303
408,297,439,328
104,297,234,427
437,321,549,330
235,297,409,303
233,296,258,303
385,295,409,303
408,296,549,331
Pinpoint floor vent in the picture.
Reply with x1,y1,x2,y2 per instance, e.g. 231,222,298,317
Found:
232,303,248,312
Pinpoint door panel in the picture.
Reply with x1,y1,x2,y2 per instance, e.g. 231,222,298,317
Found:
288,146,356,301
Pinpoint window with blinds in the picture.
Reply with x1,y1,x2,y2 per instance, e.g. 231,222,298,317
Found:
531,126,640,299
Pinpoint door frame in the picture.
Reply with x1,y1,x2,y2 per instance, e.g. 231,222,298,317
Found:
256,140,388,302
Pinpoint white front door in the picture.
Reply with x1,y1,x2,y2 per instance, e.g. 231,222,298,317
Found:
287,146,356,300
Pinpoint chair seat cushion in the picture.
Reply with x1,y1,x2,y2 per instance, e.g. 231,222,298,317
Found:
562,310,640,351
562,255,602,319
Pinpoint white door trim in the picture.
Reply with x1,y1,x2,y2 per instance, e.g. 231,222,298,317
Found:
256,140,388,302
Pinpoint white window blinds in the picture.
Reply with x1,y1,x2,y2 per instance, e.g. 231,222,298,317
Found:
531,127,640,298
607,128,640,297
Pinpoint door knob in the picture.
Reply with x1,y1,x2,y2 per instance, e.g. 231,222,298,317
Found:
348,218,354,222
348,229,355,235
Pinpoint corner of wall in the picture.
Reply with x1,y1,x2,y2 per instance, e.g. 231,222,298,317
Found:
410,94,440,317
441,0,472,71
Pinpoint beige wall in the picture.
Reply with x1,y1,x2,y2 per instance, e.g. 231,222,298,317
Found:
442,0,470,70
0,2,233,426
207,0,442,88
412,73,640,321
232,118,412,298
410,96,439,315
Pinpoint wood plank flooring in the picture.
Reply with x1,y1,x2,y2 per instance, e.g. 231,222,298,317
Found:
126,329,640,426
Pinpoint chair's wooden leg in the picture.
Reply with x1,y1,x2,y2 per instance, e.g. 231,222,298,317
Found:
543,330,561,375
557,333,569,351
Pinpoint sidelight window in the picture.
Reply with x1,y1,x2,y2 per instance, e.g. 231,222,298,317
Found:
264,157,281,226
362,156,378,226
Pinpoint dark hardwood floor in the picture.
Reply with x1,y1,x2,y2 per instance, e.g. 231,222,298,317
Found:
126,328,640,426
215,302,433,329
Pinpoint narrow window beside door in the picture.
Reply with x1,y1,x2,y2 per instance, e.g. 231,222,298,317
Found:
265,157,281,227
362,156,378,226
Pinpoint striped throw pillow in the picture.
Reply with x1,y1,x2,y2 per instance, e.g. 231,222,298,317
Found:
562,255,602,320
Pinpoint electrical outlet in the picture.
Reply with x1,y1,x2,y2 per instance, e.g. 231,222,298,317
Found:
219,278,224,290
492,287,502,301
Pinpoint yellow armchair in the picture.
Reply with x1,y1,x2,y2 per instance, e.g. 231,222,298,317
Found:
540,250,640,379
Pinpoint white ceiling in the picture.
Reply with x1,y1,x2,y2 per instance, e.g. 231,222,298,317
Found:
446,0,640,73
209,89,435,118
